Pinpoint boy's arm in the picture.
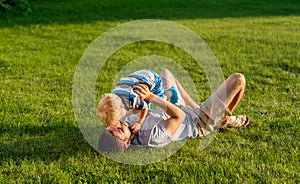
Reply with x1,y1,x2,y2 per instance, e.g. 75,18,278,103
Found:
137,103,148,124
131,104,148,134
133,84,185,136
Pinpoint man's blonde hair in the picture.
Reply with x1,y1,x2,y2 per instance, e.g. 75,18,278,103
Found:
97,93,126,127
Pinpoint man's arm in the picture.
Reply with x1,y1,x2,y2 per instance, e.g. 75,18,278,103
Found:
133,84,185,136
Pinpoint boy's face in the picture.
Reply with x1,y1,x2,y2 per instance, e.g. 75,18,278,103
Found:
106,121,131,142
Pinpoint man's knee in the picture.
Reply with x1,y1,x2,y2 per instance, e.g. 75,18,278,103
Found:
230,73,246,86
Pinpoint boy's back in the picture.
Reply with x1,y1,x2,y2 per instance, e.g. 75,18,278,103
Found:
112,70,165,110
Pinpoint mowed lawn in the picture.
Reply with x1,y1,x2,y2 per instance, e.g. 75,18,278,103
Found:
0,0,299,183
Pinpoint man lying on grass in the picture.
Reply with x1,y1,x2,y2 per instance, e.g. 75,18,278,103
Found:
98,69,249,153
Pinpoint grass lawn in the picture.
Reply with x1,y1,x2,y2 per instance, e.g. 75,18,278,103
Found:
0,0,299,183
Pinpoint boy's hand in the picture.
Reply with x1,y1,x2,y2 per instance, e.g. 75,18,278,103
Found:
133,84,153,101
131,122,141,134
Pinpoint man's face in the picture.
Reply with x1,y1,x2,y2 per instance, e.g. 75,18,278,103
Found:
106,121,131,142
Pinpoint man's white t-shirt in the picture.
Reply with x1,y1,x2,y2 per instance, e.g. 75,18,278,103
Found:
121,109,198,147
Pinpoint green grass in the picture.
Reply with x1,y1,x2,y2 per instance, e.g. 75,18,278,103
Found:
1,0,300,183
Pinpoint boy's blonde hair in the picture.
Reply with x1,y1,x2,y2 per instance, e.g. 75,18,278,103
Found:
97,93,126,127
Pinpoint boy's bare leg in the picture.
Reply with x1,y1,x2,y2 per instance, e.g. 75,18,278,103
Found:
159,69,178,101
174,76,199,109
159,69,183,104
159,69,176,88
159,69,199,108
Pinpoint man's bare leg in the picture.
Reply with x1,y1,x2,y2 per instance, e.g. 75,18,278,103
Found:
214,73,245,114
213,73,247,127
160,69,248,128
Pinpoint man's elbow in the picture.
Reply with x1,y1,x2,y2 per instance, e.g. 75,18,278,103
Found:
177,110,186,123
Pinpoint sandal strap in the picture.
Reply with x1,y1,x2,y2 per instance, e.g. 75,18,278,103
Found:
230,115,249,127
219,109,232,128
224,109,232,116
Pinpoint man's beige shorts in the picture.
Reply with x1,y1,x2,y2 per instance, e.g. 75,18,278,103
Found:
195,92,227,137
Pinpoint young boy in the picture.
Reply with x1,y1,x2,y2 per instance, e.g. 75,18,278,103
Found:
98,69,178,134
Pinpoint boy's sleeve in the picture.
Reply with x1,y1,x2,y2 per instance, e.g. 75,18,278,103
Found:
129,96,145,110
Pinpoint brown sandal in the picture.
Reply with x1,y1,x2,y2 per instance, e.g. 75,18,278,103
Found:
228,115,250,127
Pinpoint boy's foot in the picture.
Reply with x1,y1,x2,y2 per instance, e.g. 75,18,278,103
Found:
166,86,179,104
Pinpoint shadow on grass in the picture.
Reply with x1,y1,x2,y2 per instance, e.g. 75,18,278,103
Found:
1,0,300,27
0,124,92,163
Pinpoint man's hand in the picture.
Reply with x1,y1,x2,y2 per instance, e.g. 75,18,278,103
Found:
133,84,153,101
